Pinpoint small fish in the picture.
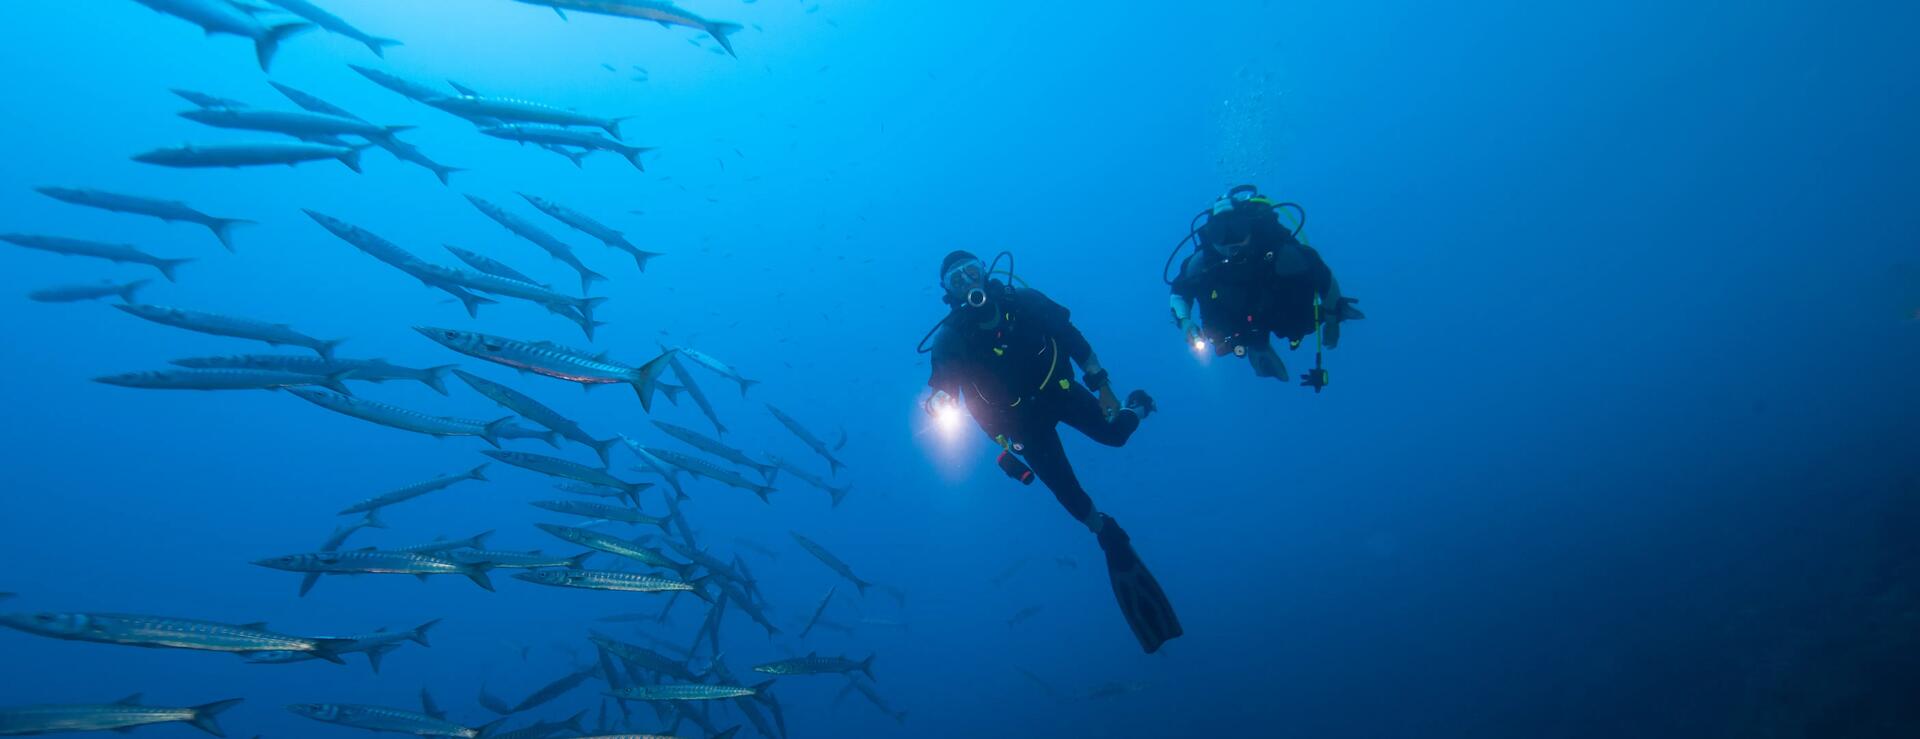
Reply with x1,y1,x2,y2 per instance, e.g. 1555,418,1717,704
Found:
1,233,192,281
512,0,744,58
451,549,593,570
392,532,494,555
481,126,651,171
337,465,489,516
534,524,688,574
288,702,502,738
178,107,411,142
134,142,372,173
0,612,351,661
605,682,770,704
457,371,618,463
790,531,870,595
463,196,606,294
663,355,726,435
670,347,758,396
420,265,606,339
764,454,851,507
254,549,495,592
432,91,631,139
590,632,698,681
288,388,516,445
445,245,545,286
303,210,495,317
765,404,846,475
27,280,151,304
36,187,251,251
520,193,660,270
349,64,455,104
530,499,671,529
651,421,773,478
838,677,906,724
0,695,242,736
127,0,311,70
798,586,835,639
114,304,342,359
513,569,706,597
170,354,453,395
752,652,875,680
416,327,676,410
240,619,438,673
484,450,649,499
172,88,249,109
1007,604,1045,627
641,447,775,503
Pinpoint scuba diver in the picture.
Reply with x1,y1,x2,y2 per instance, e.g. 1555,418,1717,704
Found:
919,250,1183,654
1166,185,1365,390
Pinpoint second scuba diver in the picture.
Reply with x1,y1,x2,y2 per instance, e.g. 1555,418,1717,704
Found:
920,250,1183,654
1167,185,1365,390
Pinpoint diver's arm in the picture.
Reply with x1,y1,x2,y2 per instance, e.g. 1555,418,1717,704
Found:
1307,249,1348,348
1169,294,1200,342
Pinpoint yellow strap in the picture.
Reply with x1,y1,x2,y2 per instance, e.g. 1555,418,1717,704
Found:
1036,337,1060,391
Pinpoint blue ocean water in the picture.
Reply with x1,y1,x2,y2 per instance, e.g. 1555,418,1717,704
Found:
1,1,1916,737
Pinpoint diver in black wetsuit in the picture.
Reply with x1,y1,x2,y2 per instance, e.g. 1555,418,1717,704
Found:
920,250,1182,654
1168,185,1364,389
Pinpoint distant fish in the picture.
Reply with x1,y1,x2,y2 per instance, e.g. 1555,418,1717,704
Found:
172,88,249,109
178,107,412,143
431,87,631,138
253,549,496,591
513,568,707,597
620,438,687,500
790,531,871,595
414,327,676,410
509,665,601,714
605,682,770,704
753,653,875,680
169,354,453,395
94,367,354,394
520,193,661,270
480,125,652,170
765,453,851,507
672,347,758,396
127,0,312,70
36,187,252,251
0,695,242,737
303,210,496,318
0,612,351,661
530,500,671,530
0,233,192,281
287,388,514,445
590,632,698,681
415,263,606,339
484,450,649,496
838,677,906,724
664,354,727,435
272,82,463,184
464,195,606,294
349,65,455,103
391,532,494,555
261,0,401,57
336,465,489,517
1007,604,1045,628
240,618,438,672
445,245,545,286
512,0,744,58
114,304,342,359
535,523,689,575
27,280,150,304
288,702,502,738
456,370,618,462
651,421,774,479
133,142,371,173
451,549,593,570
642,446,775,503
765,404,846,475
797,587,834,639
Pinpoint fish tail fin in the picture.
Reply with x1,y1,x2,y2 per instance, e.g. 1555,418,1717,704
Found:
750,679,777,705
468,463,490,482
431,165,463,186
311,638,356,664
363,508,388,529
337,144,368,174
367,37,404,58
156,258,194,283
619,145,647,171
707,22,743,58
753,484,774,505
321,369,356,396
539,429,561,449
410,618,442,647
462,563,496,592
421,364,457,395
737,378,759,397
860,654,877,681
118,279,152,304
566,551,595,568
298,573,322,598
467,530,495,550
186,697,244,737
364,643,398,673
206,218,254,252
628,248,660,272
827,455,847,477
830,484,851,508
378,124,416,140
481,416,514,448
604,116,634,139
315,339,344,362
591,437,618,466
576,296,610,323
578,267,606,295
854,578,870,597
460,292,498,318
833,427,849,451
629,351,675,412
255,22,312,72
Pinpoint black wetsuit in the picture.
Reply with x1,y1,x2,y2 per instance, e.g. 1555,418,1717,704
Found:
928,285,1139,522
1172,233,1335,352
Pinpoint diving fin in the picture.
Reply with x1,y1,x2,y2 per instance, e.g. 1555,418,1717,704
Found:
1096,515,1182,654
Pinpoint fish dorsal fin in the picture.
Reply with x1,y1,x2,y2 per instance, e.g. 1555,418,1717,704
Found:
448,81,480,97
594,351,612,362
114,693,143,706
239,622,268,630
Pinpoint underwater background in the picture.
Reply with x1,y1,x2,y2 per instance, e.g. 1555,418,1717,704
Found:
1,0,1917,737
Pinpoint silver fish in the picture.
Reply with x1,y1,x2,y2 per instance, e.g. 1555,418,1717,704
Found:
0,233,191,281
261,0,401,57
753,652,875,679
134,142,371,173
670,347,758,396
534,524,688,575
456,370,617,462
114,303,342,359
484,450,649,498
444,245,544,286
513,569,706,597
337,465,489,516
790,531,871,595
641,447,774,503
240,619,437,673
764,453,851,507
288,702,500,738
431,88,630,138
0,612,351,660
179,107,411,143
415,327,676,411
480,125,650,170
127,0,311,70
349,64,455,104
173,88,249,109
27,280,150,304
94,367,353,394
0,695,241,736
765,404,846,475
415,263,606,339
272,82,461,184
530,499,670,529
650,421,773,479
519,193,660,270
463,195,604,293
287,388,513,445
303,210,495,317
605,682,768,704
450,549,593,570
169,354,453,395
35,187,251,250
661,355,726,436
511,0,743,58
253,549,495,591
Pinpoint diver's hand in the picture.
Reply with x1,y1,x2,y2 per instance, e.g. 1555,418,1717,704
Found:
924,389,954,417
1180,318,1203,346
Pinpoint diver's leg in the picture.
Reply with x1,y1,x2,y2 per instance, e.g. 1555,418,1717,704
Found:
1058,383,1140,448
1242,338,1288,380
1014,425,1097,522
